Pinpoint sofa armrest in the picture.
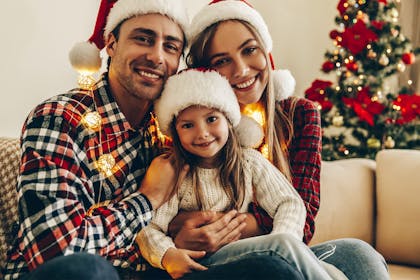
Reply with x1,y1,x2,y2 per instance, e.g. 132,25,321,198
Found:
0,137,20,271
310,158,376,246
375,149,420,267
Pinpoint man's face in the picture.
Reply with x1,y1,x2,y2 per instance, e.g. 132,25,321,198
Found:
107,14,184,102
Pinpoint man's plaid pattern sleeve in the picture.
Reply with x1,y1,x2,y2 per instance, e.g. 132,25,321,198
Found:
3,77,158,279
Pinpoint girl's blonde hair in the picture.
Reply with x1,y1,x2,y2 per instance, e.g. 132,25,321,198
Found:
169,114,245,210
187,19,297,181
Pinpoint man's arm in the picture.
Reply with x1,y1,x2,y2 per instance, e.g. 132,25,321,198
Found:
16,112,154,270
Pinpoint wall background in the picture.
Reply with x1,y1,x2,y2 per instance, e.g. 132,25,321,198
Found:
0,0,417,137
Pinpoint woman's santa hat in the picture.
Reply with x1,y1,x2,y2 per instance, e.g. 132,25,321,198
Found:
69,0,189,74
155,68,263,148
188,0,296,101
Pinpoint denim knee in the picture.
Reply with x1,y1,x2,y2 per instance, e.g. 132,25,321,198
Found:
24,253,119,280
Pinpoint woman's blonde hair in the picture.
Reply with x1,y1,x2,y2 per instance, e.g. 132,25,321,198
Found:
187,19,297,181
169,114,245,210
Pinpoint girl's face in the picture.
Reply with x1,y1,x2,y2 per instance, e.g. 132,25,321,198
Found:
175,105,229,168
207,20,269,106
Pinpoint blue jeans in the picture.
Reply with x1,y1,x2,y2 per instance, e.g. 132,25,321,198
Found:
311,238,390,280
199,233,332,280
21,253,119,280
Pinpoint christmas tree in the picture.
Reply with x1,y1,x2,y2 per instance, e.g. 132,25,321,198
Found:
305,0,420,160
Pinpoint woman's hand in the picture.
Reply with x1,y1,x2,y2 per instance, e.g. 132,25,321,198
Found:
169,210,249,253
162,248,207,279
139,153,189,209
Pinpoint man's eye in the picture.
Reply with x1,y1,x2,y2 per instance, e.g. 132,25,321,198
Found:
165,43,180,54
134,36,152,44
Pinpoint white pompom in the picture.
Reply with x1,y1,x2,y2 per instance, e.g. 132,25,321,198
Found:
272,69,296,101
69,41,102,74
235,115,264,148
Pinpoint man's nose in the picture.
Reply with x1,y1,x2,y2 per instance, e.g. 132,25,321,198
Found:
146,44,164,66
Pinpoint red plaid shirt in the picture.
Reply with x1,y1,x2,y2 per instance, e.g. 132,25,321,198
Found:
251,97,321,244
3,74,162,279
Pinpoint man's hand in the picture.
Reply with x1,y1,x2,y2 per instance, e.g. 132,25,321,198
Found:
162,248,207,279
139,153,189,209
170,210,247,253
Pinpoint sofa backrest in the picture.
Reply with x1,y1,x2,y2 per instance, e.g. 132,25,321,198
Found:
375,149,420,267
0,137,20,272
310,158,376,246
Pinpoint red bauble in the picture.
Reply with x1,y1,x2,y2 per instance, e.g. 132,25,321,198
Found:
402,52,416,65
346,61,358,72
322,61,335,73
329,30,341,40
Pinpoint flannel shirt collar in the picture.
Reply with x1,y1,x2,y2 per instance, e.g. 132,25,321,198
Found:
91,73,153,136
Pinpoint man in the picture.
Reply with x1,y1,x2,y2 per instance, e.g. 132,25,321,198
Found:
2,0,303,279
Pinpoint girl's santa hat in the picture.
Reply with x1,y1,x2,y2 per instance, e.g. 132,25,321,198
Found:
69,0,189,74
155,68,263,148
188,0,296,101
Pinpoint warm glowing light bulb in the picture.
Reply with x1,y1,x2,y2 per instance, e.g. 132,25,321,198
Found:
242,103,266,128
82,111,102,131
96,154,116,177
261,143,269,159
78,74,96,90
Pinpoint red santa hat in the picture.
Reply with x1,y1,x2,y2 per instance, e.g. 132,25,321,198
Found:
188,0,296,101
69,0,189,74
155,68,263,148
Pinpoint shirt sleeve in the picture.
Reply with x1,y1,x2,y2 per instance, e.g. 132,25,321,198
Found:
278,97,322,244
136,193,180,269
246,149,306,241
17,112,153,271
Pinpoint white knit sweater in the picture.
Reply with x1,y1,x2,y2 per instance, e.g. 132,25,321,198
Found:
137,148,306,269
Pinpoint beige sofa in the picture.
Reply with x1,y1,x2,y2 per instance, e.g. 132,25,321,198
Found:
1,136,419,279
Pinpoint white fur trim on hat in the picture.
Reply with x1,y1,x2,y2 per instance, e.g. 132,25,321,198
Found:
69,42,102,74
235,115,264,148
105,0,189,39
272,69,296,101
188,0,272,51
155,69,241,136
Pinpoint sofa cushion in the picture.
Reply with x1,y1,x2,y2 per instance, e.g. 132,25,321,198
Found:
0,137,20,272
376,149,420,267
310,158,376,246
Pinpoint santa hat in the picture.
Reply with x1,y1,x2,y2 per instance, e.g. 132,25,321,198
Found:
69,0,189,74
188,0,296,101
155,68,263,148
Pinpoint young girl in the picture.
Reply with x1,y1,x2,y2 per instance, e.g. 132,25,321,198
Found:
137,68,338,280
171,1,389,279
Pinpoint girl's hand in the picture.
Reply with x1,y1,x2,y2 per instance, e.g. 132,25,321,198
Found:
162,248,207,279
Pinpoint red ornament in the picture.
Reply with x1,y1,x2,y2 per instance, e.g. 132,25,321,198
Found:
322,61,335,73
346,61,358,72
402,52,416,65
329,30,341,40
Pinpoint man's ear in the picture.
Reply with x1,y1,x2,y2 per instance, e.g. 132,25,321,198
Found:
106,33,117,56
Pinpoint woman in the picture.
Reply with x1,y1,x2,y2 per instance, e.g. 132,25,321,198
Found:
169,1,390,279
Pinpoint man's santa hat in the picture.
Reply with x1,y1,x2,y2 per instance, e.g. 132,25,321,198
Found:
155,68,264,148
69,0,189,74
188,0,296,101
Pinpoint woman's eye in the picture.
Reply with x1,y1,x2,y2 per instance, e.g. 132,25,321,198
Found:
244,47,257,55
211,58,229,67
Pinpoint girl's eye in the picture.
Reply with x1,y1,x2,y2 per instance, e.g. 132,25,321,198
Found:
181,123,193,129
207,116,218,123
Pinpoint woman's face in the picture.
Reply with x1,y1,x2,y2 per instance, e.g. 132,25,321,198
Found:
206,20,269,106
